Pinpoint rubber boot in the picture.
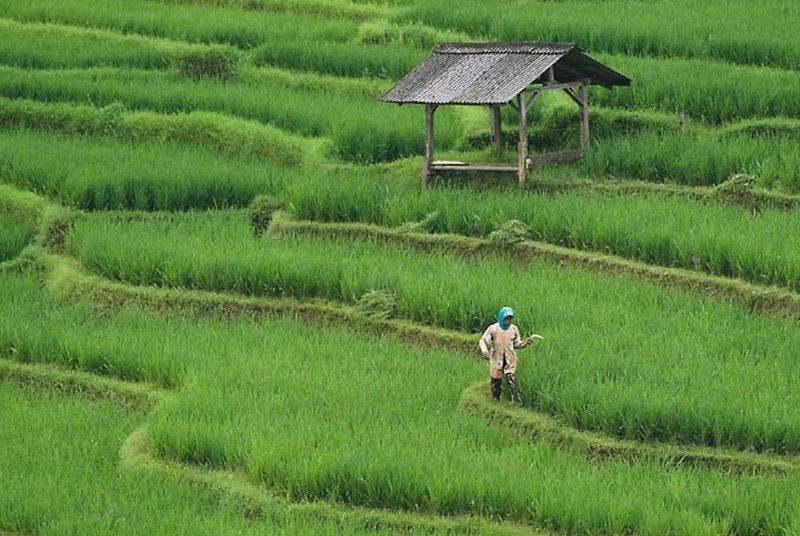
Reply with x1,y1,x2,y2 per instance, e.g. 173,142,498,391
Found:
506,373,519,404
491,378,502,401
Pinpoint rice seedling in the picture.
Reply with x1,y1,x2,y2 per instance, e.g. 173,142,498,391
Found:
0,97,308,167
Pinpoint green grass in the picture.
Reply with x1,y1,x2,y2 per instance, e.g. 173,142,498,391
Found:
0,97,309,167
0,214,36,261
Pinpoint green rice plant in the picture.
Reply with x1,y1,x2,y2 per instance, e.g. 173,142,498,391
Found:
0,184,47,261
64,209,800,454
0,66,459,163
475,104,682,154
0,97,307,166
252,40,425,79
719,117,800,142
584,130,800,191
357,21,471,49
0,214,36,261
0,380,438,535
240,64,392,100
173,44,240,80
396,0,800,70
0,129,293,210
591,53,800,124
6,270,800,533
283,170,800,291
0,0,359,49
0,18,180,70
188,0,387,20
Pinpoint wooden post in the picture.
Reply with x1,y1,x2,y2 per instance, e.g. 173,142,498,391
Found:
579,81,590,155
489,104,502,150
422,103,436,188
517,93,527,186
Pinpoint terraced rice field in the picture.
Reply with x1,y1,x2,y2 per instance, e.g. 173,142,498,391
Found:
3,1,800,534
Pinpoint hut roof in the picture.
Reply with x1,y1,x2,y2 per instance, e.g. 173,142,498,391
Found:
380,42,630,105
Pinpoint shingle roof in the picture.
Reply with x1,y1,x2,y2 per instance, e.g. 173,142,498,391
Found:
380,42,630,105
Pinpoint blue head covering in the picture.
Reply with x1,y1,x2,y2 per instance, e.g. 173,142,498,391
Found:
497,306,514,330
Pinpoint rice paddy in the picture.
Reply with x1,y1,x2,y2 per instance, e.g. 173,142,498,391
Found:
3,0,800,534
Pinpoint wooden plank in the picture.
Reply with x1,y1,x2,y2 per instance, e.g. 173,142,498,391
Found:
431,164,518,172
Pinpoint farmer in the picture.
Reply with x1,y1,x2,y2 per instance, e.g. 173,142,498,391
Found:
479,306,538,403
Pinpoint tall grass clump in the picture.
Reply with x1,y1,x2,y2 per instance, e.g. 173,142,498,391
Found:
174,45,240,81
0,130,292,210
0,214,37,261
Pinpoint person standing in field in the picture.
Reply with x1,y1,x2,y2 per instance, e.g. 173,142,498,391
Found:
479,306,540,403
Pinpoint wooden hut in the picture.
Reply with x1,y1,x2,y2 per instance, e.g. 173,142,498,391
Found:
380,43,631,186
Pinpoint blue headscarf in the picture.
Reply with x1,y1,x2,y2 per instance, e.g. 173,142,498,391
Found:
496,306,514,330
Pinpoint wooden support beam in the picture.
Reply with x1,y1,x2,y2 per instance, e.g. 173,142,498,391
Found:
524,90,542,114
489,104,502,150
517,93,528,186
422,103,437,188
579,81,590,154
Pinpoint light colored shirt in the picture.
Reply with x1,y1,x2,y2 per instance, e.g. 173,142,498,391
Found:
479,322,523,378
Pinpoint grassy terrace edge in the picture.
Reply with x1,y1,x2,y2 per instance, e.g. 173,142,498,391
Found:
266,211,800,325
13,250,800,476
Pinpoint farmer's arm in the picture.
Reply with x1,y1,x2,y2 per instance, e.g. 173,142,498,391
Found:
479,326,493,358
513,326,531,349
